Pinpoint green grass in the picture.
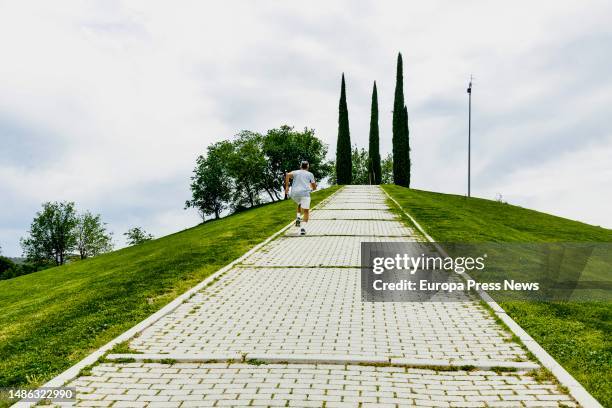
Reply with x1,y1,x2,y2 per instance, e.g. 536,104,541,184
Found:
383,185,612,407
0,186,339,391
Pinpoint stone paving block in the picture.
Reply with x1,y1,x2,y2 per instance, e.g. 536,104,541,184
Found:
242,236,415,266
320,201,390,210
331,197,387,204
284,219,414,236
130,267,527,362
60,363,574,407
310,209,397,220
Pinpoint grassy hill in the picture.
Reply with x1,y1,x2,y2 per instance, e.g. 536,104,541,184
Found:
383,185,612,407
1,184,609,405
0,186,339,391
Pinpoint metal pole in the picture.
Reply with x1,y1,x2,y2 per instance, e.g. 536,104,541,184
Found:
467,76,472,197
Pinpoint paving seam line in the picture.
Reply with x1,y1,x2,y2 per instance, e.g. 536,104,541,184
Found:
233,265,362,269
280,235,413,237
382,187,602,408
104,353,540,370
15,187,344,408
309,218,401,221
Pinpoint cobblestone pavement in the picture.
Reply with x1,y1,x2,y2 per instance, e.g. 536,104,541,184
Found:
66,363,575,407
55,186,576,407
130,267,526,362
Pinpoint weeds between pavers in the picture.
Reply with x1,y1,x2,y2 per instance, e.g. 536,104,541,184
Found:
109,340,142,355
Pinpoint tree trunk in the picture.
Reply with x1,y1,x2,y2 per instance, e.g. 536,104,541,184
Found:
265,189,276,202
248,190,254,207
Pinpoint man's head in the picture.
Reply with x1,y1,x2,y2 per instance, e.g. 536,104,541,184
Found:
300,160,309,170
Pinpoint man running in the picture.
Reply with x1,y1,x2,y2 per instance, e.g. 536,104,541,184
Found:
285,161,317,235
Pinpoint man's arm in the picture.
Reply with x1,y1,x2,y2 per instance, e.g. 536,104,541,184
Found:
284,172,293,198
310,174,317,191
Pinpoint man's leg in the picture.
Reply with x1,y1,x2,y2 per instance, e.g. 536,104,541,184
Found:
299,196,311,235
295,204,302,227
290,192,302,227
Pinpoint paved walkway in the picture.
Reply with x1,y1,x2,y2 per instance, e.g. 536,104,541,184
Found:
54,186,576,407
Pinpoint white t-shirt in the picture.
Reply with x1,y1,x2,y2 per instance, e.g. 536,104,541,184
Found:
290,169,315,196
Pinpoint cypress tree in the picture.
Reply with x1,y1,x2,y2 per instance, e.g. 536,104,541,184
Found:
403,105,411,187
336,73,352,184
392,53,410,186
368,81,381,184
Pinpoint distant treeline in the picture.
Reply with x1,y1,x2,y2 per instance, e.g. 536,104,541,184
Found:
0,256,45,280
0,205,155,280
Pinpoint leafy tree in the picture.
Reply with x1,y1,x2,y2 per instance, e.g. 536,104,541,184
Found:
76,211,113,259
187,125,332,218
123,227,153,246
226,131,268,209
335,73,352,184
263,125,331,196
20,201,78,266
329,146,373,185
351,146,370,185
381,153,394,184
368,81,382,184
392,53,410,186
186,141,234,220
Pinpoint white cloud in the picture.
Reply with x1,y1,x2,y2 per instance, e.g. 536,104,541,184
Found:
480,138,612,228
1,0,611,255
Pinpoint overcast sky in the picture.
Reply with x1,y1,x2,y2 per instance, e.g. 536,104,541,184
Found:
1,1,611,256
